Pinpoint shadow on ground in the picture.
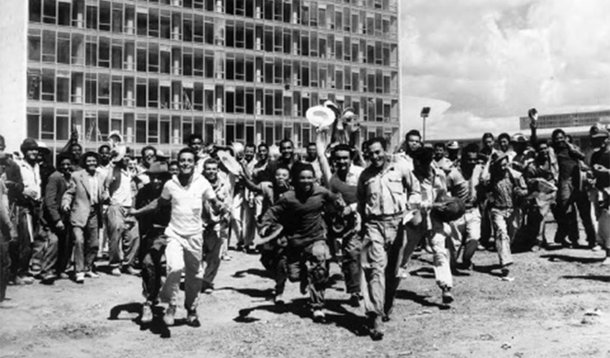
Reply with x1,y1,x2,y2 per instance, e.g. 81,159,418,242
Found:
108,302,175,338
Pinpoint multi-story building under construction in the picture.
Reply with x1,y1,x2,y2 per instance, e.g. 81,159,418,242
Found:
1,0,399,155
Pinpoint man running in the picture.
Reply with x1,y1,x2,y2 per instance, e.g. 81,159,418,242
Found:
130,148,227,327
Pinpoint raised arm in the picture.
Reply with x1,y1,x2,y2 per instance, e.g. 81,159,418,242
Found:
315,127,332,188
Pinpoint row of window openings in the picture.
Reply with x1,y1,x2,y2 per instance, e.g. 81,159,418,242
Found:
29,0,397,37
27,30,398,69
27,109,394,149
28,71,397,118
25,109,346,148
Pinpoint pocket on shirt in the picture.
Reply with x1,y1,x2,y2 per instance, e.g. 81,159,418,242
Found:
387,177,404,194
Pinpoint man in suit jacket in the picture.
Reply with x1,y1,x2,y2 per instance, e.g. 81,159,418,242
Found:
62,152,107,284
38,153,73,284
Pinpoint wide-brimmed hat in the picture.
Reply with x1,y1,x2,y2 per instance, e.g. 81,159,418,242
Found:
20,138,40,154
156,150,169,161
216,150,242,176
591,129,609,140
491,151,509,166
447,141,460,150
306,105,336,128
37,141,51,155
145,161,171,177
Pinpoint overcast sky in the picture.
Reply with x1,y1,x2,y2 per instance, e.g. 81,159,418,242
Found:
400,0,610,139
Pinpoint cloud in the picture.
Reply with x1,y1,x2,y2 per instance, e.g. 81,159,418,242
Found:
400,0,610,139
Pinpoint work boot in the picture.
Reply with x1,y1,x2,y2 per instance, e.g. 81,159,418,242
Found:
368,313,384,341
75,272,85,284
163,305,176,326
441,286,454,304
186,309,201,327
141,302,153,324
348,293,362,307
312,309,326,323
274,293,285,305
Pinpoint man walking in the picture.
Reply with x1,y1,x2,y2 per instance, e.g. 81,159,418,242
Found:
357,137,421,340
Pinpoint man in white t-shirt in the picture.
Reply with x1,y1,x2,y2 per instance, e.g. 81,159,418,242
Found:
131,147,227,327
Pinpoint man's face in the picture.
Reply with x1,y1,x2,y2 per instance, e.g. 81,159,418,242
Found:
178,152,195,175
58,158,73,175
368,142,386,168
296,169,315,193
499,138,510,152
274,168,290,186
464,152,478,169
434,146,445,161
190,138,203,153
483,137,494,150
333,149,351,173
25,149,39,163
169,163,179,176
538,143,549,157
150,175,164,191
280,142,293,160
406,135,421,153
128,158,137,171
85,156,98,173
244,147,256,162
143,149,156,166
553,132,566,146
258,146,268,161
71,145,82,159
203,163,219,182
99,147,111,165
306,145,317,161
447,148,459,160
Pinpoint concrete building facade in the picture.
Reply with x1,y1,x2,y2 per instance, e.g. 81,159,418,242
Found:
2,0,399,155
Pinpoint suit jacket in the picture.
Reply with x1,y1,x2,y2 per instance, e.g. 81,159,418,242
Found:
62,169,107,228
44,171,70,226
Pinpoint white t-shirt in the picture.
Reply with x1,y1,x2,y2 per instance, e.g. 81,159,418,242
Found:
161,174,216,237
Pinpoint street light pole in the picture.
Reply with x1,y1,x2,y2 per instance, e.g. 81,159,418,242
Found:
420,107,430,142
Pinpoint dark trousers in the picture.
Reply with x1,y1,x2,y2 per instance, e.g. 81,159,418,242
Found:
9,205,38,278
73,213,99,273
575,190,597,246
0,236,10,301
554,181,596,245
56,222,73,274
141,227,167,303
38,226,59,278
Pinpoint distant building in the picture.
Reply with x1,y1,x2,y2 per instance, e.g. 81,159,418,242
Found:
519,110,610,131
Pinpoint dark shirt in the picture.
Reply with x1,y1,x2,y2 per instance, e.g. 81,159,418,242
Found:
591,149,610,190
261,184,336,248
136,183,171,229
43,171,70,225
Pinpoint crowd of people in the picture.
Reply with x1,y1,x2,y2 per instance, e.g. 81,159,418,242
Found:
0,105,609,341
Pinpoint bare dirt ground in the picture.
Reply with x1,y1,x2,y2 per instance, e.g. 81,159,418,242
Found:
2,241,610,358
